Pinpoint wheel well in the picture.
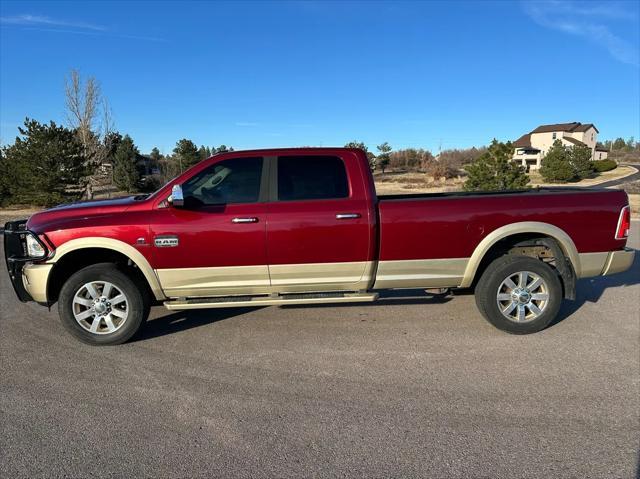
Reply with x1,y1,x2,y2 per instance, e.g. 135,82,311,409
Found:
472,233,576,299
47,248,152,305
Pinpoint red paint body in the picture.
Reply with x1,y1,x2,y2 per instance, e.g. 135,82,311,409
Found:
378,189,628,260
27,148,630,276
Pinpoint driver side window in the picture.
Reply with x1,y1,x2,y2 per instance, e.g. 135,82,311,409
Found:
182,157,263,206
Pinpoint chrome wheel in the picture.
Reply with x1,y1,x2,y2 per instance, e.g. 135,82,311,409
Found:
496,271,549,323
72,281,129,335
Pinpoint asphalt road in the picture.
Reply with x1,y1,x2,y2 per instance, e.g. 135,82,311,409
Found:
1,225,639,479
592,164,640,189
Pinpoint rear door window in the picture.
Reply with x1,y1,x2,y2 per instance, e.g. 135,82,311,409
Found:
277,156,349,201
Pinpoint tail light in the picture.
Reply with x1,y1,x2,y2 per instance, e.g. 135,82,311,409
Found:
615,205,631,240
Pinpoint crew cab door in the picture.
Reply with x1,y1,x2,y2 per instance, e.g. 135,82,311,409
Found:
265,153,376,292
150,156,270,298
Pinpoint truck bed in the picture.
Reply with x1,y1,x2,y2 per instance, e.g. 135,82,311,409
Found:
376,187,628,262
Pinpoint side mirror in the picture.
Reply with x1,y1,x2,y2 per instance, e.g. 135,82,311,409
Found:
169,184,184,207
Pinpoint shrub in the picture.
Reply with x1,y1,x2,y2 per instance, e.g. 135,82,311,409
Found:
592,159,617,172
426,160,457,180
438,146,487,170
539,140,595,183
464,140,529,191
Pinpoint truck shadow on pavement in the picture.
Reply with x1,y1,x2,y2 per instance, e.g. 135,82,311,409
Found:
551,248,640,327
136,250,639,340
137,307,262,341
136,291,454,341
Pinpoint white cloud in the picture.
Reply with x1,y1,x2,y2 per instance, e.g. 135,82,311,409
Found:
0,14,106,31
0,14,165,42
522,1,639,66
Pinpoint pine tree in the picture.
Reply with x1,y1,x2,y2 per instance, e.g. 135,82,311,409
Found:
539,140,575,182
376,142,392,173
198,145,210,160
149,147,162,163
173,139,200,171
612,138,627,150
113,135,140,192
345,141,376,170
570,145,593,179
464,140,529,191
0,118,86,206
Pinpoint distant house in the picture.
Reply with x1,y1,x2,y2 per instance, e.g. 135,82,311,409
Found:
512,122,606,171
594,144,609,161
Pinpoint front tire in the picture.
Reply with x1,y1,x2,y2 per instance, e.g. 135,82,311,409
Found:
475,255,563,334
58,263,148,345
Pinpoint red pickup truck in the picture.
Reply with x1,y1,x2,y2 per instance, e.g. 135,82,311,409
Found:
4,148,634,345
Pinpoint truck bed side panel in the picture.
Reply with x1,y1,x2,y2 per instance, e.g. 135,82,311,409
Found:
378,189,628,262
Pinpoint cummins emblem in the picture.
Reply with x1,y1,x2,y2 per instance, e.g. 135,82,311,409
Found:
154,236,179,248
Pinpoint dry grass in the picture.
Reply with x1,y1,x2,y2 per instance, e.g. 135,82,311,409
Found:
0,207,41,226
373,171,465,195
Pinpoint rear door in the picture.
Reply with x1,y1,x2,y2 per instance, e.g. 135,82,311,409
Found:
265,153,375,292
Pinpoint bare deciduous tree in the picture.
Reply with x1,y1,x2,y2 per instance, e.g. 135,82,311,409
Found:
65,70,101,150
64,70,115,198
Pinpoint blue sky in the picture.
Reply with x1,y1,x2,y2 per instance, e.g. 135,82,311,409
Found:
1,0,639,154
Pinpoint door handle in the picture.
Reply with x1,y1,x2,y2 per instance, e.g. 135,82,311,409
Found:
335,213,361,220
231,217,259,223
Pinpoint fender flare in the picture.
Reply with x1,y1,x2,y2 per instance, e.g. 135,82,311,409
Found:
48,237,166,300
459,221,581,288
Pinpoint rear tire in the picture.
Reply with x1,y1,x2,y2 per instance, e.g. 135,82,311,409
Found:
475,255,562,334
58,263,149,345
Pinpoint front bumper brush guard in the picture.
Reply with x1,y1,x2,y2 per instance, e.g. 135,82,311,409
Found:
3,220,50,303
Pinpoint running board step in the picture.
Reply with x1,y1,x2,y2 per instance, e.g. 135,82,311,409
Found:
164,292,379,310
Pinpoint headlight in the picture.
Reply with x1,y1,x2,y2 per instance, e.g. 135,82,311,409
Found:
25,234,46,259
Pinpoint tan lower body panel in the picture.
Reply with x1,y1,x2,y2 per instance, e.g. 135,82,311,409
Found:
22,263,53,303
157,265,271,297
373,258,469,289
268,261,373,292
157,261,374,298
577,252,610,278
602,248,635,276
157,250,633,299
